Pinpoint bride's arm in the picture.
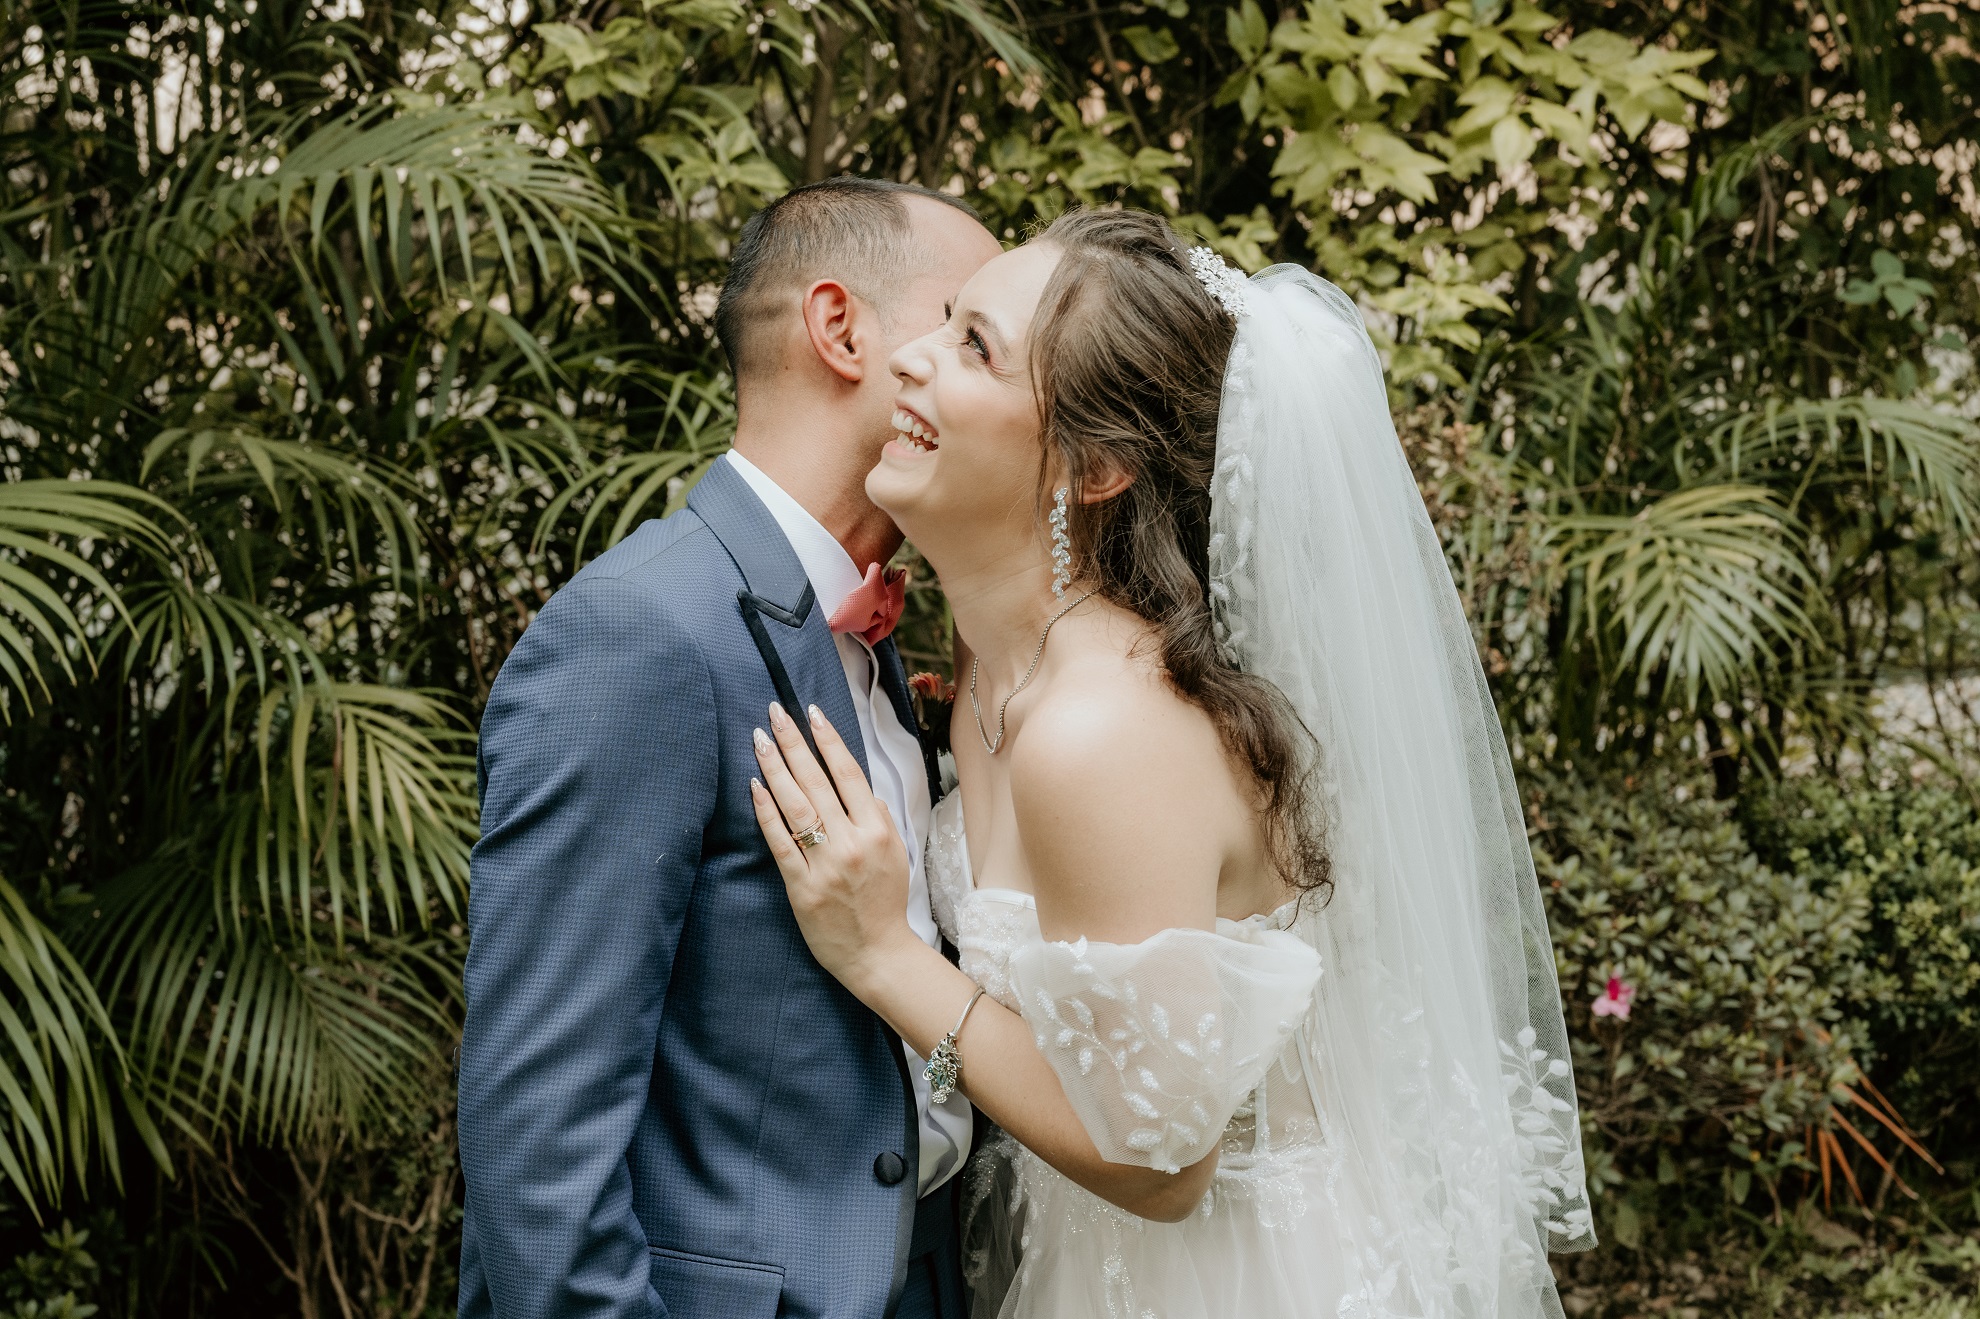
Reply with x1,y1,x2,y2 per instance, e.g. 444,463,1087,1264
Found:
749,701,1226,1223
861,937,1218,1222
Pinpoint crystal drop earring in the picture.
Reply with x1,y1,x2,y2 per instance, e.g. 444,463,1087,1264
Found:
1049,487,1073,600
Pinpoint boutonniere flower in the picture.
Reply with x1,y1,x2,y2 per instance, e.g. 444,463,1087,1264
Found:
909,671,956,756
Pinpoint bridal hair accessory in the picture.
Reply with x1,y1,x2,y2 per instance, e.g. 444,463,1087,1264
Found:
1187,245,1249,317
969,588,1094,754
1049,487,1073,599
924,985,987,1104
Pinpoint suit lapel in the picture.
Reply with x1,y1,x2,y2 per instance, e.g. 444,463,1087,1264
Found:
872,637,943,804
688,459,870,774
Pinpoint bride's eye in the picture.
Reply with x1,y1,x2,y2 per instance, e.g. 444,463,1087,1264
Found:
964,328,990,363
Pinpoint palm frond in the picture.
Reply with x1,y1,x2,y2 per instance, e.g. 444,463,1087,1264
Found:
0,480,178,713
532,370,734,561
82,852,456,1144
1706,397,1980,533
268,99,633,310
141,427,427,592
1553,485,1818,704
0,877,125,1213
235,684,476,940
113,583,321,700
918,0,1047,83
20,100,635,440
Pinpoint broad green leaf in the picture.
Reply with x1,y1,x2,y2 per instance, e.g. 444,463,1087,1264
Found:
1328,64,1360,109
1122,25,1181,64
1228,0,1269,62
1491,113,1537,169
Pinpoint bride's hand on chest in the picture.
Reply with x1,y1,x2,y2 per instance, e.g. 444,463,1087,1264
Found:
748,700,925,991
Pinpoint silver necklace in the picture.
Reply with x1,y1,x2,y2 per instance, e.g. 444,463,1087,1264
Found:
969,590,1094,755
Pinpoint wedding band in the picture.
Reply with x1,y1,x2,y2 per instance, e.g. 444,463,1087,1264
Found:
791,822,827,850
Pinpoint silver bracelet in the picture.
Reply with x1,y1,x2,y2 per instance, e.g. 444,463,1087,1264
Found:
923,986,986,1105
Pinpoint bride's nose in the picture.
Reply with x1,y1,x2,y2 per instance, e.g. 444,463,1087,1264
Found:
889,332,935,385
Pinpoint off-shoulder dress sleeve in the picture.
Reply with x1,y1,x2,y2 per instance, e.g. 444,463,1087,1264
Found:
1007,926,1321,1175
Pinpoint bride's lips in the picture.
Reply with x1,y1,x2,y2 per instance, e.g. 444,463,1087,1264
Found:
890,405,940,454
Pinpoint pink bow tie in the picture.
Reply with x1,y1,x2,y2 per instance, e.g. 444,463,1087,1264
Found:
828,563,907,645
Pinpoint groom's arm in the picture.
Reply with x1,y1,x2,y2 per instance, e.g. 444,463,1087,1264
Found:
459,573,717,1319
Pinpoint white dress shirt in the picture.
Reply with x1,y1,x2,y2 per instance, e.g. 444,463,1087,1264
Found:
725,452,971,1195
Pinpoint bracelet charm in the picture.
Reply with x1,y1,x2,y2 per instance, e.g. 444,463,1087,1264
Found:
924,986,986,1105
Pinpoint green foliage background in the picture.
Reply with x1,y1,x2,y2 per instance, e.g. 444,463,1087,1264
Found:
1,0,1978,1311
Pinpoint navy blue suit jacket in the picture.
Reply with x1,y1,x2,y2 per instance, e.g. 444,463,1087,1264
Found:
458,459,942,1319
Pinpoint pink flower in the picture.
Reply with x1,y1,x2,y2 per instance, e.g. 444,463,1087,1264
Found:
1592,977,1636,1020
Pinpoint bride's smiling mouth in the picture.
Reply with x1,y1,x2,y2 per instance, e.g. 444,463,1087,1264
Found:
891,406,940,453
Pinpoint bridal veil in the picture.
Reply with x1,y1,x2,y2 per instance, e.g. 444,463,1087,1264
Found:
1205,263,1595,1318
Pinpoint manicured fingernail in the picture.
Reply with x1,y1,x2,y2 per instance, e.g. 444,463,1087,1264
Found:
808,704,825,727
769,702,789,728
753,727,772,752
750,777,764,794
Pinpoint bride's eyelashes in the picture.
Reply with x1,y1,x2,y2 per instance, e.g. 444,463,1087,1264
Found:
953,312,1014,376
934,302,985,363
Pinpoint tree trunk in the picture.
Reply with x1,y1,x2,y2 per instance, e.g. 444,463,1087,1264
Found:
1701,713,1740,800
804,16,848,183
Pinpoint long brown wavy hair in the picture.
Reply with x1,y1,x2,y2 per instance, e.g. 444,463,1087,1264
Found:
1028,208,1331,900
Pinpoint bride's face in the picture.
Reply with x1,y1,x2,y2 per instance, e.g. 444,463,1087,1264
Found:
869,242,1063,561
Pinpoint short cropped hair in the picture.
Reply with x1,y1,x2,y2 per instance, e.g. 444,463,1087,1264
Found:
714,177,983,382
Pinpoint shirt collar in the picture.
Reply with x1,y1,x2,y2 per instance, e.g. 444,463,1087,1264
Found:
723,451,868,621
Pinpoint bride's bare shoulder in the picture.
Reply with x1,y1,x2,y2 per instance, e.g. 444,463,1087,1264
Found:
1006,660,1242,940
1014,657,1217,777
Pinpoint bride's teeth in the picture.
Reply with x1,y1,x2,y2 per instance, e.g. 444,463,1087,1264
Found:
891,410,937,450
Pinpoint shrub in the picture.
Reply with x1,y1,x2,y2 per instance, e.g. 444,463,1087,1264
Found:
1741,774,1980,1191
0,1221,100,1319
1533,760,1980,1312
1530,765,1876,1241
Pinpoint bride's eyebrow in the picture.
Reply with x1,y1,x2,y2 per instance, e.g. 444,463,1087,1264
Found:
958,308,1012,359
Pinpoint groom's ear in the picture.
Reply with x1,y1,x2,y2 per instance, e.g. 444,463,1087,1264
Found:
1078,460,1136,505
799,278,869,385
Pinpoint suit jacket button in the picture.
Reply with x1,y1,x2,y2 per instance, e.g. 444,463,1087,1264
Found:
873,1152,907,1186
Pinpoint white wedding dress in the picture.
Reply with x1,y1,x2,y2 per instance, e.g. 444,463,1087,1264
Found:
929,794,1371,1319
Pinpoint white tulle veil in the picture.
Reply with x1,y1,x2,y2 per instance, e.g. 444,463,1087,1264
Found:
1204,262,1595,1318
